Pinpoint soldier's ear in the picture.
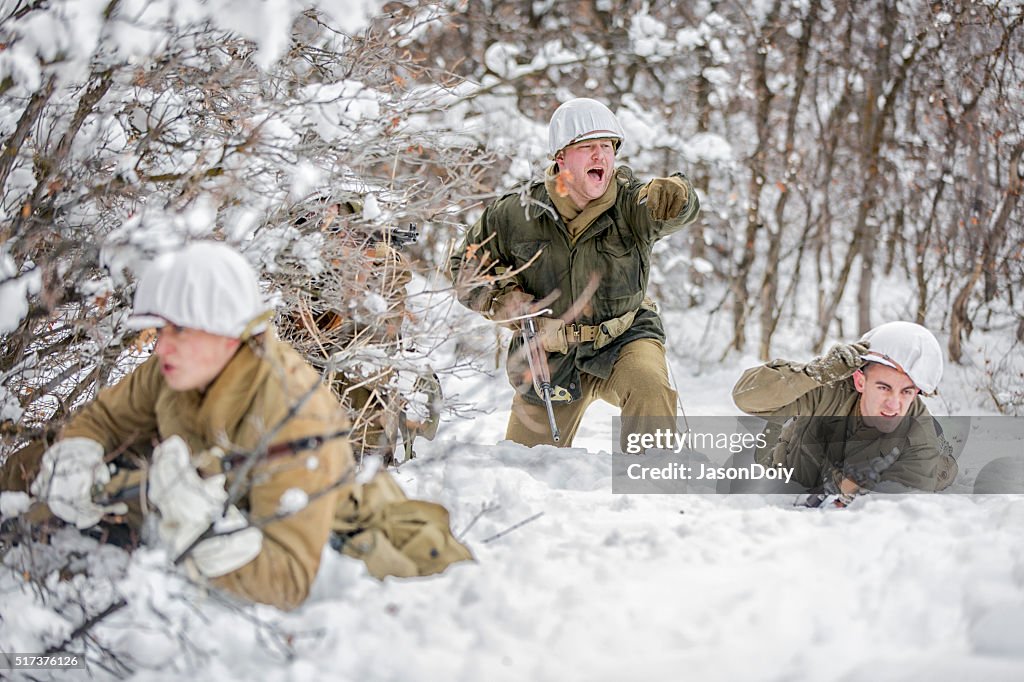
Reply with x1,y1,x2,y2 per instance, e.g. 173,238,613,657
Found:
852,368,867,393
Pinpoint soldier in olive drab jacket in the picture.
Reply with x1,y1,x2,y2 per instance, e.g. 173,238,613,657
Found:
449,98,701,449
732,321,957,497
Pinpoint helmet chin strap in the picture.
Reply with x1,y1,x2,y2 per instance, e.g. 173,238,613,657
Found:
861,351,937,397
862,351,910,377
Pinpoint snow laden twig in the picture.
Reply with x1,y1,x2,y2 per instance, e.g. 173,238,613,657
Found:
457,501,500,541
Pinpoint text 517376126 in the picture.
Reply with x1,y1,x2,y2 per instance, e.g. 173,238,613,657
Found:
0,653,86,669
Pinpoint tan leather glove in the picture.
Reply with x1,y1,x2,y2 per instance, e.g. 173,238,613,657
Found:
638,176,689,220
488,288,534,323
803,342,870,385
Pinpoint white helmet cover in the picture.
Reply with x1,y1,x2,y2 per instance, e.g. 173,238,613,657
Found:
128,241,268,339
548,97,625,157
859,321,943,395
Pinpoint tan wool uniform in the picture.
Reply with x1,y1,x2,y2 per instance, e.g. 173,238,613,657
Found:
7,333,351,611
732,359,952,492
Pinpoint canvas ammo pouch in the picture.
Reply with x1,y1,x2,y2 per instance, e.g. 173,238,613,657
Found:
332,471,473,579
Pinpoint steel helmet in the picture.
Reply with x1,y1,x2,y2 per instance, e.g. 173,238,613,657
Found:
128,241,270,339
548,97,624,157
859,321,943,395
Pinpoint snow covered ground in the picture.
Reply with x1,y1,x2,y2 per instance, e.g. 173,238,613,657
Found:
3,329,1023,681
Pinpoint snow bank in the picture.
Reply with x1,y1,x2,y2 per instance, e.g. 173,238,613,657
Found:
3,377,1022,680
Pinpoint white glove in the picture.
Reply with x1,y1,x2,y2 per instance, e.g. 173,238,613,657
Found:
148,435,229,557
189,506,263,578
148,436,262,575
30,438,127,529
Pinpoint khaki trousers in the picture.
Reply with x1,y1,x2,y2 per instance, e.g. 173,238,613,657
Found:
505,338,678,451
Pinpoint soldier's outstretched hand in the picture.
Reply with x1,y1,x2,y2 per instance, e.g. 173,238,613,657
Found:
803,341,870,384
639,177,689,220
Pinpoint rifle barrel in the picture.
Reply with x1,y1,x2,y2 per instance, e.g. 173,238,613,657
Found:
523,318,561,443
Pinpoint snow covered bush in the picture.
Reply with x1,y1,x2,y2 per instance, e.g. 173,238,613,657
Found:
0,1,497,448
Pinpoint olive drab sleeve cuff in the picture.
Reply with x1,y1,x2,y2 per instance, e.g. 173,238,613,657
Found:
487,288,534,324
732,359,824,416
447,200,516,315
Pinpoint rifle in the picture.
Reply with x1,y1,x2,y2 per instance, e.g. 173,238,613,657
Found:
92,428,355,506
799,447,901,508
522,317,561,443
368,223,419,250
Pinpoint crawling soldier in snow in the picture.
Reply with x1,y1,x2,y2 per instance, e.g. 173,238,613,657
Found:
2,242,347,610
732,321,958,504
1,242,470,610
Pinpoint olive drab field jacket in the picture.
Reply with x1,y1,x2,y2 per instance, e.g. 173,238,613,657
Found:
732,360,954,492
449,166,700,405
63,332,351,611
